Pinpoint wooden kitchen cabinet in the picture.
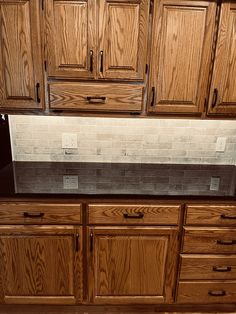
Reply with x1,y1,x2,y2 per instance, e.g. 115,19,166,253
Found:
0,0,44,110
148,0,216,115
88,227,178,304
0,226,83,305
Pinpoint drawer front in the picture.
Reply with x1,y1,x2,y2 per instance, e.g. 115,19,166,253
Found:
88,204,181,225
183,227,236,254
180,254,236,280
177,281,236,304
49,83,144,112
0,203,82,224
186,205,236,226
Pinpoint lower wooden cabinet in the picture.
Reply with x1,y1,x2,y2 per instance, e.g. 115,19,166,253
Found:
0,226,83,305
87,227,178,304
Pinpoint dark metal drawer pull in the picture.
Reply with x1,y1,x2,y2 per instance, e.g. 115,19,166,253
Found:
90,232,94,252
87,96,106,104
211,88,218,108
36,83,40,103
221,214,236,220
208,290,226,297
24,212,44,218
75,234,79,252
100,51,104,73
213,266,232,272
89,50,93,73
123,212,144,219
217,239,236,245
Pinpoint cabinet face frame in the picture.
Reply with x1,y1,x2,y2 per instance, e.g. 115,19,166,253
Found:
0,226,83,305
88,226,178,304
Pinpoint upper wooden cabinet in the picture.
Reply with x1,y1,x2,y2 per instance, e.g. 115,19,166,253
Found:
0,0,44,110
148,0,216,114
208,1,236,115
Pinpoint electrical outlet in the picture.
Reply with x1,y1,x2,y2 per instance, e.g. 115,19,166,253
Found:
210,177,220,191
63,176,78,189
62,133,78,149
216,137,227,152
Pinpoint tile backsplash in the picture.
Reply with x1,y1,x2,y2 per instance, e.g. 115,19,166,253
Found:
9,115,236,165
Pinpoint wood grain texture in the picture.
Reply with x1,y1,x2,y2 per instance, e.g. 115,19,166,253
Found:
88,227,178,304
180,254,236,280
98,0,149,80
208,2,236,115
49,82,144,112
45,0,96,78
177,281,236,304
185,205,236,226
148,0,216,114
0,0,44,109
0,202,82,225
88,204,180,225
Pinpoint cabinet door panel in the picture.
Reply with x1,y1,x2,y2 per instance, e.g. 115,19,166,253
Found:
0,0,44,109
149,0,216,114
45,0,95,78
208,2,236,115
98,0,149,80
88,227,178,304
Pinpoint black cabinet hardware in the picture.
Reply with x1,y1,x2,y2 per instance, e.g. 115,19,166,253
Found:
221,214,236,220
217,239,236,245
150,87,155,107
87,96,106,104
36,83,40,103
213,266,232,272
211,88,218,108
23,212,44,218
90,50,93,73
208,290,226,297
100,51,104,73
123,212,144,219
75,234,80,252
90,232,94,252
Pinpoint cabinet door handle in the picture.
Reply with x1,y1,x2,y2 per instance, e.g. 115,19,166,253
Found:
221,214,236,220
24,212,44,218
75,234,80,252
36,83,40,103
150,87,155,107
211,88,218,108
123,212,144,219
90,50,93,73
90,232,94,252
87,96,106,104
213,266,232,272
208,290,226,297
217,239,236,245
100,51,104,73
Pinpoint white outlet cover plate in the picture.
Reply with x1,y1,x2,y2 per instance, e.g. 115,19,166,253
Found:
216,137,227,152
62,133,78,149
210,177,220,191
63,176,79,190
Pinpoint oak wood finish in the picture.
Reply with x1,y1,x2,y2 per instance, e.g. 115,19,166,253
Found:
208,1,236,115
0,226,83,305
88,204,180,225
88,227,178,304
148,0,216,114
0,0,44,109
49,82,144,111
0,203,82,225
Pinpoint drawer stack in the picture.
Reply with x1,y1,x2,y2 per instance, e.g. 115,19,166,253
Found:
178,205,236,304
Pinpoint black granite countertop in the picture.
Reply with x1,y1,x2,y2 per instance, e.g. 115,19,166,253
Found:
0,161,235,200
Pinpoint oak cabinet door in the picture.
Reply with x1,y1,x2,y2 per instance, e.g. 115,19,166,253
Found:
208,2,236,116
88,227,178,304
45,0,96,79
0,226,83,305
0,0,44,109
148,0,216,114
98,0,149,80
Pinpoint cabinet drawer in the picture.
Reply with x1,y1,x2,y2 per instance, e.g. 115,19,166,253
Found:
49,83,144,112
180,254,236,280
177,281,236,304
0,203,82,224
183,227,236,254
186,205,236,226
88,204,180,225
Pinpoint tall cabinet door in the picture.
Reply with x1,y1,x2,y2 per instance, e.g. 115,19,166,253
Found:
0,226,83,305
148,0,216,114
88,227,178,304
0,0,44,109
45,0,96,79
208,2,236,115
98,0,150,80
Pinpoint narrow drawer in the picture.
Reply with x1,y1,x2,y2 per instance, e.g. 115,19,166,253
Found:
177,281,236,304
186,205,236,226
88,204,181,225
0,202,82,224
49,82,144,112
180,254,236,280
183,227,236,254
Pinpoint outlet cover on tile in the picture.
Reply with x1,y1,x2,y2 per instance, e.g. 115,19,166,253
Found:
216,137,227,152
63,176,78,189
210,177,220,191
62,133,78,149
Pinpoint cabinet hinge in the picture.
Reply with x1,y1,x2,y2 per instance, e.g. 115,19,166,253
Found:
149,0,154,15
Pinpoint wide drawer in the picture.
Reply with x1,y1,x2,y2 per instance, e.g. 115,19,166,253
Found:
0,202,82,224
185,205,236,226
49,82,144,112
180,254,236,280
88,204,181,225
183,227,236,254
177,281,236,304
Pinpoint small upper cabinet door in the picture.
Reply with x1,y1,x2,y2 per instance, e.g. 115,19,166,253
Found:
0,0,44,109
98,0,150,81
148,0,216,114
208,2,236,116
45,0,96,78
